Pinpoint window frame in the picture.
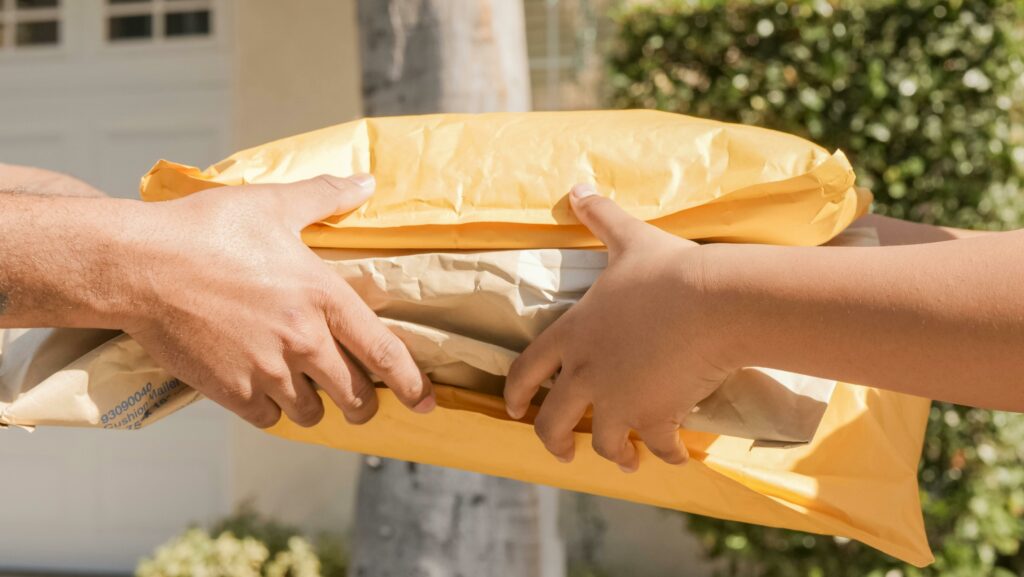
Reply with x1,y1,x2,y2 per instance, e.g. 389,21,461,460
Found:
0,0,63,52
104,0,214,46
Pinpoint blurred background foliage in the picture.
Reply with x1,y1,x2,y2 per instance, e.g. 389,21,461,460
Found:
135,503,348,577
608,0,1024,575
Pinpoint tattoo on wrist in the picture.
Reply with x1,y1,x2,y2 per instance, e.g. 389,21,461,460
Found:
0,293,7,315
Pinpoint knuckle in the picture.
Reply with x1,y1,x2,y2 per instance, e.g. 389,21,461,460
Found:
650,446,684,464
567,362,592,384
244,405,280,429
592,436,620,461
280,314,321,358
292,399,325,427
576,195,600,217
343,402,378,425
505,363,528,400
341,386,379,425
506,357,524,384
367,333,406,376
335,379,364,409
312,174,349,194
217,379,252,403
534,417,558,446
350,376,375,403
536,427,570,456
286,332,321,359
252,358,290,386
320,366,354,398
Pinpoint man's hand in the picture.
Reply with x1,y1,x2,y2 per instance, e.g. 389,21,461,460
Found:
122,174,435,428
504,184,730,472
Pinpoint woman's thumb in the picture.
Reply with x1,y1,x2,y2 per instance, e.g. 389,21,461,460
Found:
569,183,646,254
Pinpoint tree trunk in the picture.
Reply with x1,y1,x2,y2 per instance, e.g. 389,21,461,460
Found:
357,0,531,116
349,2,562,577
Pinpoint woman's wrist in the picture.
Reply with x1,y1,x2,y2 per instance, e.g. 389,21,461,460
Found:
696,242,780,372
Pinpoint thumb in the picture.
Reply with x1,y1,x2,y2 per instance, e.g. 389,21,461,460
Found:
269,173,375,230
569,183,648,255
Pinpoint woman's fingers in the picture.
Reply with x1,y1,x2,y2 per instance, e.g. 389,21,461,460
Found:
533,371,592,462
591,416,640,473
505,315,568,419
637,422,689,465
569,184,649,257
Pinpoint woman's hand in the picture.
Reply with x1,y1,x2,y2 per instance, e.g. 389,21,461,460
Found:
504,184,732,472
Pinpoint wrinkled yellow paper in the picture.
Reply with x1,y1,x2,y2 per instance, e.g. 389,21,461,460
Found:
133,110,928,565
272,228,933,567
0,245,838,443
141,110,870,248
0,226,930,565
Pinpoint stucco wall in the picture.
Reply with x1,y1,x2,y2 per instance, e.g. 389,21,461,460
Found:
231,0,364,149
224,0,366,540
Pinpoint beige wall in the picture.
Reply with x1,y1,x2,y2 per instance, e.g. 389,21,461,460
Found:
232,0,364,149
226,0,365,539
230,420,363,536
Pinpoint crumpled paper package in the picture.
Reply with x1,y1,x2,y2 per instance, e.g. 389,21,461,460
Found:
0,242,838,443
7,109,930,564
140,110,870,249
0,227,932,565
268,227,932,567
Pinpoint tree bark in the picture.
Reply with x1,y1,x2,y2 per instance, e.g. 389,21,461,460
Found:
350,2,562,577
357,0,531,116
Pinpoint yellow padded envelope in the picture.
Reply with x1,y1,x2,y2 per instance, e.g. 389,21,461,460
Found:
272,383,930,566
137,111,930,565
141,109,869,248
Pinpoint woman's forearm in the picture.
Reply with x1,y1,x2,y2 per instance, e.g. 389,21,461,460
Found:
854,213,992,244
706,229,1024,411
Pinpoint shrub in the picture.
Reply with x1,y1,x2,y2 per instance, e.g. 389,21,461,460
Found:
608,1,1024,575
136,503,347,577
609,0,1024,230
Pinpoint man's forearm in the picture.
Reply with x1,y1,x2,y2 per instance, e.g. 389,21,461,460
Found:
0,192,148,329
706,230,1024,411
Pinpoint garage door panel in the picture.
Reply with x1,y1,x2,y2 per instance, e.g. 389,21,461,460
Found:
96,127,221,198
0,1,233,570
0,132,71,173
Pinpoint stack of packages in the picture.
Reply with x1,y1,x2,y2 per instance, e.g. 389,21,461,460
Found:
0,110,933,566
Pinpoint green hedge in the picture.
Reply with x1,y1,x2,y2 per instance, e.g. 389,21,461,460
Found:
609,0,1024,230
608,1,1024,576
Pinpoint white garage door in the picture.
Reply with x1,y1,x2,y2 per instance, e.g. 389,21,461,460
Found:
0,0,235,572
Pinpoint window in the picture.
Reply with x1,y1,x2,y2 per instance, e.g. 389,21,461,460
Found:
523,0,616,111
106,0,212,43
0,0,61,50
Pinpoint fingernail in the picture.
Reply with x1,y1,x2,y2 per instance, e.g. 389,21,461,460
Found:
571,183,597,200
506,405,525,420
413,395,436,414
619,463,637,474
556,454,572,464
350,173,376,192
